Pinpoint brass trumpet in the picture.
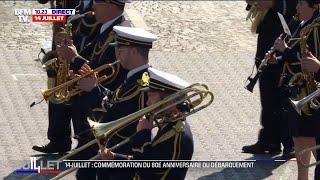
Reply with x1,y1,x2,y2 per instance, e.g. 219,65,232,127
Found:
39,11,95,104
51,83,214,180
290,88,320,115
42,61,119,104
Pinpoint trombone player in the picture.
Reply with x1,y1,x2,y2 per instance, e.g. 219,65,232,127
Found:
98,69,194,180
74,26,157,179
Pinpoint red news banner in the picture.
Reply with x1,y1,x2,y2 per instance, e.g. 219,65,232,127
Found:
32,15,66,23
32,9,75,23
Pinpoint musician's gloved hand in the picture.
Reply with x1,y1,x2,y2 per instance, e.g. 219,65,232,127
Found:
56,43,79,62
76,64,97,92
256,1,273,11
300,52,320,73
137,118,153,132
273,37,288,52
99,148,116,160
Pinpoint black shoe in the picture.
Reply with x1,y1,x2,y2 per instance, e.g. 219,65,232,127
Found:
282,147,295,159
242,142,281,154
32,142,71,154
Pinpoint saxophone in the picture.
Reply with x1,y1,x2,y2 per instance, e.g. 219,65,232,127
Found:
44,11,95,104
288,33,319,115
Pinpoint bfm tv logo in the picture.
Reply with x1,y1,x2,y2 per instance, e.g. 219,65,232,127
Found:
16,157,62,174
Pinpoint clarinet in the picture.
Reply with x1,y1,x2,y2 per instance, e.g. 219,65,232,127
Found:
245,14,298,93
245,34,286,92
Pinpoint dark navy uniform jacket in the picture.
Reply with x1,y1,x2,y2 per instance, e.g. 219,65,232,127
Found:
278,13,320,136
72,0,101,51
280,13,320,81
114,120,194,180
71,15,129,92
255,0,298,61
89,65,150,155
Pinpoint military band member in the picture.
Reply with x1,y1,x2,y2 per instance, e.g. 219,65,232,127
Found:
243,0,298,157
32,0,81,154
272,0,320,179
98,70,194,180
72,0,102,52
74,26,157,179
300,50,320,180
32,0,131,155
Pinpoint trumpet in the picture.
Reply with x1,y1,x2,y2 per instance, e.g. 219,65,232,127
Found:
290,86,320,115
38,11,95,105
42,61,119,104
50,83,214,180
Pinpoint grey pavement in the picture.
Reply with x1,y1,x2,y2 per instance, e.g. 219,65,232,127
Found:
0,1,315,180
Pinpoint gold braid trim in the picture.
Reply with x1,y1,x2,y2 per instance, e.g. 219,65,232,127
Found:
139,91,145,110
75,19,100,36
113,72,149,104
112,92,146,139
112,85,141,104
152,121,185,146
81,18,100,28
160,125,183,180
90,32,116,61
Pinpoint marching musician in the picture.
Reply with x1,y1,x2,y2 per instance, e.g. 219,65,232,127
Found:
72,0,102,52
271,0,320,179
243,0,298,157
32,0,131,158
32,0,82,154
73,26,157,179
300,50,320,180
98,69,194,180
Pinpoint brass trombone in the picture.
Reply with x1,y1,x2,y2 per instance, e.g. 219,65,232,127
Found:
42,61,119,104
50,83,214,180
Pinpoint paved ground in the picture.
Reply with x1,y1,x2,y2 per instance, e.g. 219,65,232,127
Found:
0,1,317,180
